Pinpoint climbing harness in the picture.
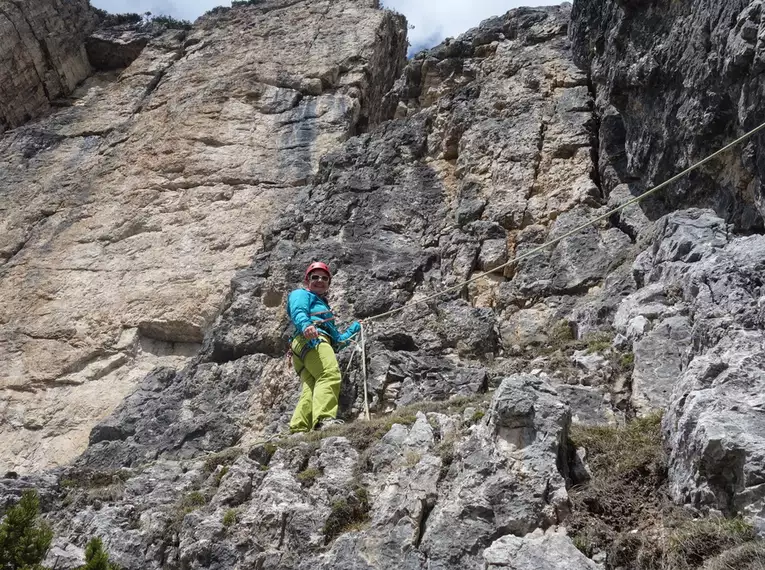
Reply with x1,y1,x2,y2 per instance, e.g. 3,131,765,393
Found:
350,120,765,419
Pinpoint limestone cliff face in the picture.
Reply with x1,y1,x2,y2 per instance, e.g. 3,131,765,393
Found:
571,0,765,230
2,1,765,569
0,0,406,472
2,6,607,569
0,0,97,132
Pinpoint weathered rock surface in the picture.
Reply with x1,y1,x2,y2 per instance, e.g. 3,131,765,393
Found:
571,0,765,231
0,0,407,472
606,208,765,530
570,0,765,540
483,528,601,570
21,375,579,570
4,0,765,567
0,0,97,132
418,375,571,569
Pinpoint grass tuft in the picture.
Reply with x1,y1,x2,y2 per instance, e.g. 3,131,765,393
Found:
279,394,490,453
667,517,755,568
568,413,763,569
178,491,207,514
323,486,370,543
569,413,664,477
222,509,238,528
203,448,242,475
704,539,765,570
296,467,321,487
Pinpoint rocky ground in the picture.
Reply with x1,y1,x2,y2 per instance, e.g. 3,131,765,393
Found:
1,0,765,569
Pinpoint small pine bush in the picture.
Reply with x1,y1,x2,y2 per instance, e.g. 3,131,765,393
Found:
0,490,53,570
78,537,119,570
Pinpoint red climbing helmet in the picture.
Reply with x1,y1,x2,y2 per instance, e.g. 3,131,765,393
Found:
304,261,332,283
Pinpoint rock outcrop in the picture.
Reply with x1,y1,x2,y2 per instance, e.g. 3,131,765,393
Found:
0,0,407,473
1,376,580,570
0,0,97,132
571,0,765,540
571,0,765,231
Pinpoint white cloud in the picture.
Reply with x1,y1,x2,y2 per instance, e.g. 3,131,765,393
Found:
90,0,562,52
381,0,562,54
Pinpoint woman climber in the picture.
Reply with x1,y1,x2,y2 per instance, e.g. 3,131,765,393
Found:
287,261,360,433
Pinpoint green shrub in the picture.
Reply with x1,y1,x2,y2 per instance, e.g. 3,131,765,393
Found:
205,6,231,16
0,490,53,570
94,10,142,27
77,537,119,570
150,15,192,30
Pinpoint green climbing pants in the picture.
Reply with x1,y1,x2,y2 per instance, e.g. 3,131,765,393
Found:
289,336,341,433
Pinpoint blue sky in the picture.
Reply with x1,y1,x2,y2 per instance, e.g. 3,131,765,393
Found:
90,0,562,54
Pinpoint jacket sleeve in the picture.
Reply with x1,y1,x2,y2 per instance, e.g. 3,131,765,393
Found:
287,289,314,333
336,321,361,344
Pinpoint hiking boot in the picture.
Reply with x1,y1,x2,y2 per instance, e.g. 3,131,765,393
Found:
316,418,345,431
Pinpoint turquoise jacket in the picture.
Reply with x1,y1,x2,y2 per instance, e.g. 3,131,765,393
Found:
287,288,360,351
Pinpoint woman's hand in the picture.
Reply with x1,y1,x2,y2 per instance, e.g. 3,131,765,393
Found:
303,325,319,340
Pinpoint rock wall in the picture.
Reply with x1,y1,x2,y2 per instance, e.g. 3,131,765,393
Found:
570,0,765,231
0,0,407,473
2,0,765,567
571,0,765,535
1,6,615,569
0,0,97,132
73,3,609,472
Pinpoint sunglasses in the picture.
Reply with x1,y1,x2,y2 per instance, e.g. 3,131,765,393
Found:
309,274,330,282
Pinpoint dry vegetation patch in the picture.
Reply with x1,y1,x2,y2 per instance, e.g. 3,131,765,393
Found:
567,414,764,569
